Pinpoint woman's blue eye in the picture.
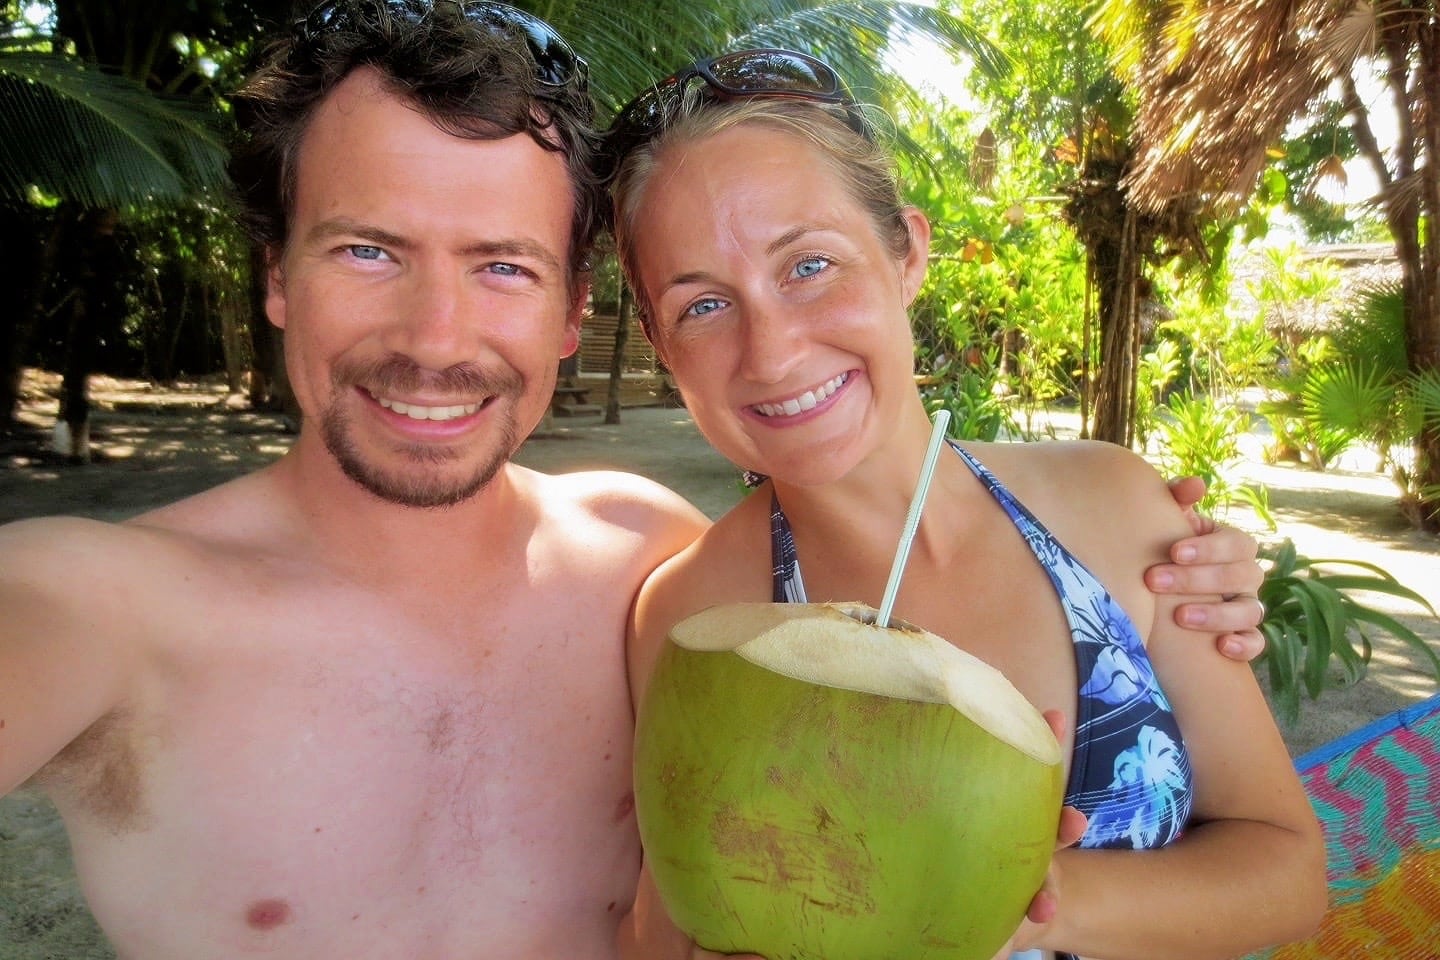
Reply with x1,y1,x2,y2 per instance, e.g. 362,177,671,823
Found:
686,297,725,318
349,245,385,260
795,256,829,278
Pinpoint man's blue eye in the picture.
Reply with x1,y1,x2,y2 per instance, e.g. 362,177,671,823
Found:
350,245,385,260
489,263,521,276
795,257,828,278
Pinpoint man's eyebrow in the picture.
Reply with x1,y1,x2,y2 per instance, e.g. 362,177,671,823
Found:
299,221,563,271
303,218,409,250
458,239,563,271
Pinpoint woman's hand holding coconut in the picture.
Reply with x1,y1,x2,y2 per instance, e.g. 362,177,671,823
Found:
608,48,1321,960
984,711,1089,960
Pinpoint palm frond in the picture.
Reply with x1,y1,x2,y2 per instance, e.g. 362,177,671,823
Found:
542,0,1005,119
0,49,229,208
1330,280,1408,378
1302,360,1392,439
1410,367,1440,423
1100,0,1367,214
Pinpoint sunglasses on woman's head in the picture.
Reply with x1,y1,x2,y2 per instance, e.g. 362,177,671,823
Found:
291,0,587,90
601,49,871,181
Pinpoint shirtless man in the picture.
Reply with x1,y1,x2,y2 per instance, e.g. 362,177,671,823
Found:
0,3,1265,959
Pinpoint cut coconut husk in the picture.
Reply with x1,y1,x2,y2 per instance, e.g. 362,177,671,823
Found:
635,601,1065,960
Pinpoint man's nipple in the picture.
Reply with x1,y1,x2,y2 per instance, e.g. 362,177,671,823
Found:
245,898,293,930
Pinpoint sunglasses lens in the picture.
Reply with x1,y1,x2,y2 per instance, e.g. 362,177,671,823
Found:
602,49,863,183
707,50,839,98
467,2,586,87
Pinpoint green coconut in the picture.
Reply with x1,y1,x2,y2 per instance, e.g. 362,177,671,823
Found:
633,601,1064,960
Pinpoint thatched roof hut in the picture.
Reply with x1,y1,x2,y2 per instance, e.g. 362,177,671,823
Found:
1229,242,1400,338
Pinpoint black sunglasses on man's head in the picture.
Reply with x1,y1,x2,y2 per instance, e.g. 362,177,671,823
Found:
291,0,587,90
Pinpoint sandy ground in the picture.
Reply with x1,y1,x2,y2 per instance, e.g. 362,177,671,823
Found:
2,372,1438,959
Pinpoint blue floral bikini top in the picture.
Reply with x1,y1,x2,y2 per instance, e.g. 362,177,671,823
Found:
768,442,1196,861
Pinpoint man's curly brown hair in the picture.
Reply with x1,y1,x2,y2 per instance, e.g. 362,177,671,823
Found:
229,0,602,283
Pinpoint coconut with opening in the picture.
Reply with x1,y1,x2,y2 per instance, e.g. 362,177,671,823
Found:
633,600,1065,960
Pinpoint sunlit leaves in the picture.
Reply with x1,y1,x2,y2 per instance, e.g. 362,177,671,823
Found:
0,47,228,207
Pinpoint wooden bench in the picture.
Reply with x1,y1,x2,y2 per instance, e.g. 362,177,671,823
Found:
551,382,602,417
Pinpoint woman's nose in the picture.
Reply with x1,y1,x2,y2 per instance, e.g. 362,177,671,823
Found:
738,304,805,384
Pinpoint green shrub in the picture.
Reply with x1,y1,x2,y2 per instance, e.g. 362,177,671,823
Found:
1257,538,1440,725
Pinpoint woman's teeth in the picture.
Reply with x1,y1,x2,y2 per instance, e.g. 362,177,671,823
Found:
754,373,849,418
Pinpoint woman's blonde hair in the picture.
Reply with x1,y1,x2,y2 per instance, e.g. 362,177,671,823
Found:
610,94,911,337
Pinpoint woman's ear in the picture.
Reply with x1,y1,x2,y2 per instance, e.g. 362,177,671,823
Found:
898,206,932,308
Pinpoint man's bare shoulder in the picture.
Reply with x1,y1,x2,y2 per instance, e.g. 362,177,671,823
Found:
0,512,184,585
519,466,709,558
126,463,296,543
1,466,302,608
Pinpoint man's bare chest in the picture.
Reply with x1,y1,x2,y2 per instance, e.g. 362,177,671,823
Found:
49,588,641,957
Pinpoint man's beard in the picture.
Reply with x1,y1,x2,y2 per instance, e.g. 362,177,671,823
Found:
321,354,525,509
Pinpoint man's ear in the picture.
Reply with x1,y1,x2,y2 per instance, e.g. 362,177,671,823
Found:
898,206,932,308
560,276,590,358
264,246,288,331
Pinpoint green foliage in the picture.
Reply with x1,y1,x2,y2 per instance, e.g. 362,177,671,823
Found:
1261,284,1440,520
1330,282,1409,380
1133,338,1182,448
1302,361,1394,443
0,45,231,207
1330,286,1440,521
556,0,1008,125
1154,392,1264,517
1160,283,1277,396
905,118,1088,427
1256,338,1359,469
1257,538,1440,726
953,0,1102,180
1254,276,1413,474
1271,107,1366,242
1411,368,1440,425
918,351,1017,443
1248,242,1341,335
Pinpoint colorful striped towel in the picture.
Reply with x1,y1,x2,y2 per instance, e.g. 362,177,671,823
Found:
1244,693,1440,959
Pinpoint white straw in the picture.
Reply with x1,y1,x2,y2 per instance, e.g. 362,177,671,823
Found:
875,410,952,628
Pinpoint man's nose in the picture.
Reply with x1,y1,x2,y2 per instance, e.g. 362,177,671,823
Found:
383,265,478,370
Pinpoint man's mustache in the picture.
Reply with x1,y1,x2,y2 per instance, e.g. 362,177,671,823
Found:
335,354,522,398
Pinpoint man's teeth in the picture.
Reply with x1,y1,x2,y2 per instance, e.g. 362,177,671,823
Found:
754,373,849,418
372,394,480,421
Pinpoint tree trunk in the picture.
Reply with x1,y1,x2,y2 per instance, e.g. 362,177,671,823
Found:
55,208,124,461
605,285,631,425
245,244,297,424
247,245,275,407
1401,261,1440,532
57,289,94,461
1089,210,1142,447
219,285,247,394
0,207,63,427
1412,15,1440,531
